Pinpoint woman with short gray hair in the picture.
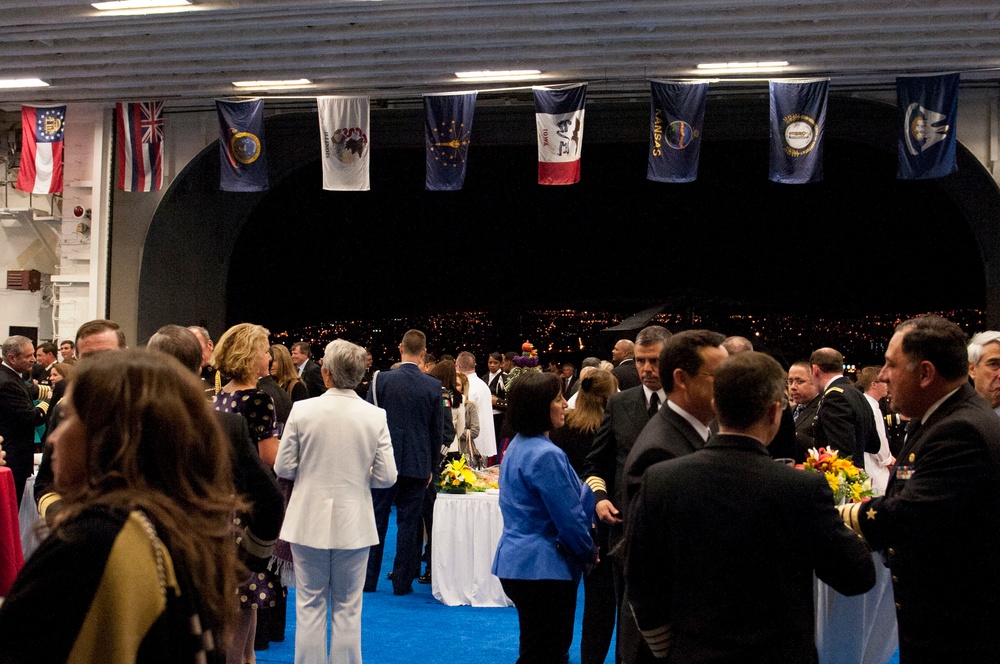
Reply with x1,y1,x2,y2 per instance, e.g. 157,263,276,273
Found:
274,339,397,664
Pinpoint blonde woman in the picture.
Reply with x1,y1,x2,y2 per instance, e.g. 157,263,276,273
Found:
269,344,309,402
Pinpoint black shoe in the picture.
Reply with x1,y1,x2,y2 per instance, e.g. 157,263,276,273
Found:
393,585,413,596
418,573,431,585
386,571,394,580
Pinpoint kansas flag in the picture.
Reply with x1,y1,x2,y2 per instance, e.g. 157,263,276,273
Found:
216,99,268,192
769,79,828,184
17,105,65,194
425,92,476,191
116,101,164,192
533,83,586,185
318,96,370,191
897,73,959,180
648,80,708,183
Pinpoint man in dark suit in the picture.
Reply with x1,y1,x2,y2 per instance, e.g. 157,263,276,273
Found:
788,359,821,452
0,336,50,506
810,347,881,467
290,341,325,398
560,363,577,398
582,324,671,664
30,343,58,385
611,339,639,390
364,329,446,596
839,315,1000,663
623,330,728,511
628,352,875,662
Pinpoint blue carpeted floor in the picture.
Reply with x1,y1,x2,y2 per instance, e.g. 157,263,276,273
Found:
255,507,899,664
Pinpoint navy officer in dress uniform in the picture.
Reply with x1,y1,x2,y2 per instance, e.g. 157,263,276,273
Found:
839,315,1000,664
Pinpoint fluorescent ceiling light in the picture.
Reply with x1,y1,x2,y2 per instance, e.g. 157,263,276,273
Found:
93,0,191,9
0,78,49,89
695,61,789,75
232,78,314,90
454,70,542,82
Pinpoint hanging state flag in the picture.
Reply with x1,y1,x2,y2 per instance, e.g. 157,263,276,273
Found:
115,101,164,192
16,105,65,194
318,96,370,191
897,73,959,180
533,83,586,185
424,92,476,191
216,99,268,192
769,79,828,184
648,80,708,183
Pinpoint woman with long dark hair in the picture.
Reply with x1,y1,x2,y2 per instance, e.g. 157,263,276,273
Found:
492,371,598,663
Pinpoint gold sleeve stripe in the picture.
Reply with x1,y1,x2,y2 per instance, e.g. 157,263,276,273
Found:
37,385,52,401
638,624,672,658
825,386,844,395
585,476,606,493
37,401,50,415
37,491,62,519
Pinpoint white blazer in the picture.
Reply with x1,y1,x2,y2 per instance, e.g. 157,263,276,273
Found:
275,387,397,550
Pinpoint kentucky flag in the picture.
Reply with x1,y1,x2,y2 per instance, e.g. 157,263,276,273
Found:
115,101,163,192
897,73,959,180
216,99,268,192
769,79,828,184
648,80,708,183
533,83,586,185
424,92,476,191
16,105,65,194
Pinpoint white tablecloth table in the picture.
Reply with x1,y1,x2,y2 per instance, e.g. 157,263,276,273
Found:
431,491,513,607
815,552,898,664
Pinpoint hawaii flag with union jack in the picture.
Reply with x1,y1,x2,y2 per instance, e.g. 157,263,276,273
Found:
116,101,164,192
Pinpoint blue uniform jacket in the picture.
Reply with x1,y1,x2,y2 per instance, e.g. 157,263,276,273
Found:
492,433,597,581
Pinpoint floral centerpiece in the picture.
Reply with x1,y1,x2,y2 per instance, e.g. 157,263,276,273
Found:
439,455,480,493
801,447,875,504
504,341,541,392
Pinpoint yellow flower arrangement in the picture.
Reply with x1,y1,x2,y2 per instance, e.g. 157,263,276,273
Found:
801,447,875,504
439,455,480,493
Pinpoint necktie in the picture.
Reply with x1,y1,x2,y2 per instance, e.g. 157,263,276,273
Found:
904,418,922,443
793,403,805,422
648,392,660,418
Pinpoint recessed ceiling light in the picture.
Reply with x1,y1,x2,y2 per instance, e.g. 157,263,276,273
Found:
0,78,49,89
454,70,542,82
232,79,314,90
695,61,789,75
93,0,191,9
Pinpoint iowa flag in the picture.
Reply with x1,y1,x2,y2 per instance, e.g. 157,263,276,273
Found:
533,83,586,185
116,101,164,192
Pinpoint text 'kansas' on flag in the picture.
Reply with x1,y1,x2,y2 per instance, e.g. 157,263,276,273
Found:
769,79,829,184
116,101,164,192
424,92,476,191
216,98,269,192
16,105,65,195
533,83,587,185
897,73,959,180
648,80,708,183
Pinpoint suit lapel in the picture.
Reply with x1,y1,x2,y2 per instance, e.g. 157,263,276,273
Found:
623,387,649,431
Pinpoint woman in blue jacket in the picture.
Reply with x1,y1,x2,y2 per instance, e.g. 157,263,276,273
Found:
492,371,598,663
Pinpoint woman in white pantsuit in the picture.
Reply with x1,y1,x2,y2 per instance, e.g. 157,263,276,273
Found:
274,340,397,664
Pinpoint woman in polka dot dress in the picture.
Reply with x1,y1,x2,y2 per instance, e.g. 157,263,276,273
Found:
211,322,281,664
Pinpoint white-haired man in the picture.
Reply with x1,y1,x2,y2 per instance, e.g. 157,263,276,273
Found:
968,330,1000,415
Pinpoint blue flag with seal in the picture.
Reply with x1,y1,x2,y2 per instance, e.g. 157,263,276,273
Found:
648,80,708,183
424,92,476,191
216,99,269,192
769,79,828,184
897,73,959,180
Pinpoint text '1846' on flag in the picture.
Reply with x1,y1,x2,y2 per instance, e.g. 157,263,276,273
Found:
533,83,586,185
116,101,164,192
16,105,65,194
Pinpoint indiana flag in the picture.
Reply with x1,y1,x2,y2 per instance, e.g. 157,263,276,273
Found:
897,73,959,180
425,92,476,191
648,80,708,183
216,99,269,192
317,96,370,191
16,105,65,194
769,79,828,184
115,101,164,192
533,83,586,185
